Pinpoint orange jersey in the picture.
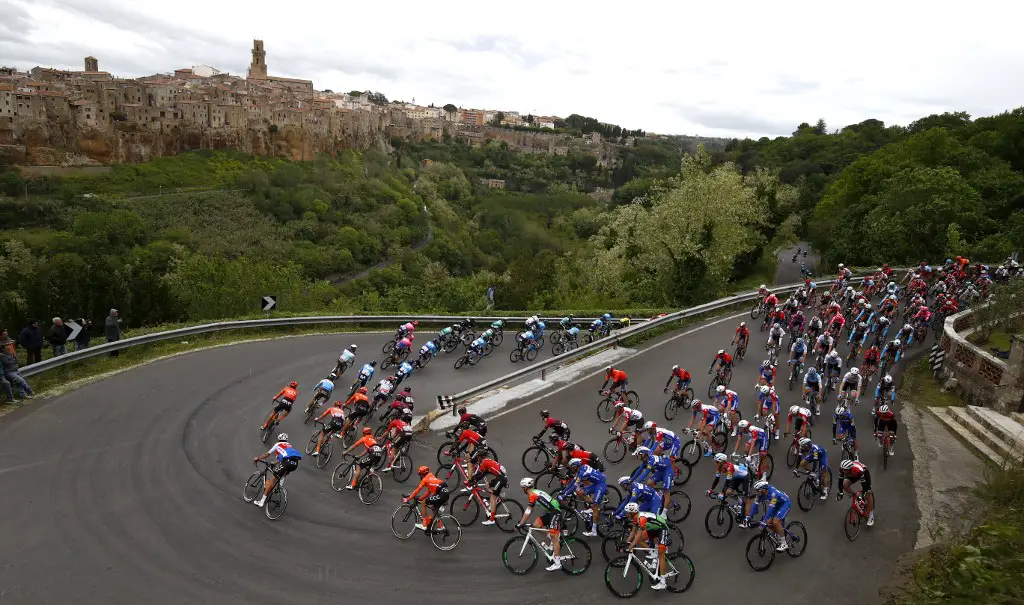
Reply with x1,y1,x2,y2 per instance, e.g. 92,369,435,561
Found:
411,473,444,498
352,435,378,452
605,369,628,382
344,392,369,408
317,405,345,421
275,387,298,402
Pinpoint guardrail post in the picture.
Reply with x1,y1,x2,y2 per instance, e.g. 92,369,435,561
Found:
541,368,546,381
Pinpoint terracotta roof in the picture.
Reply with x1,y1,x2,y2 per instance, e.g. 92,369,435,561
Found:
0,84,13,91
21,80,44,86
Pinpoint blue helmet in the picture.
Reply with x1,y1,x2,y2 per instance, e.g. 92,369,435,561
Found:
602,313,612,320
806,367,818,379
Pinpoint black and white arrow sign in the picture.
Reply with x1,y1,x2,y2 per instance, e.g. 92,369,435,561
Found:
261,295,277,311
66,320,82,342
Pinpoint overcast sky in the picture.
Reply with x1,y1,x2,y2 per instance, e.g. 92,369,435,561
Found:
3,0,1023,138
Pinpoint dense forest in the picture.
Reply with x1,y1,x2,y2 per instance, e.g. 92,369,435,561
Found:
1,106,1022,331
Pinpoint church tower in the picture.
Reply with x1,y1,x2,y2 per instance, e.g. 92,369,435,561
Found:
247,40,268,79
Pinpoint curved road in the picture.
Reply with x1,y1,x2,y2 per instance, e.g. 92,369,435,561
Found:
776,240,819,286
0,315,923,603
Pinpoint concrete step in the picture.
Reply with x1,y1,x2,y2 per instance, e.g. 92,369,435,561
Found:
965,405,1024,455
1012,411,1024,426
928,407,1005,466
946,407,1021,464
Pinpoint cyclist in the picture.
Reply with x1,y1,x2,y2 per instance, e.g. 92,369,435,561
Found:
832,406,858,455
306,373,336,416
663,365,692,396
789,309,805,340
409,465,450,531
757,360,776,388
632,446,674,511
467,333,488,360
787,336,807,372
455,405,487,436
381,410,413,472
589,316,605,336
880,338,903,368
261,380,298,431
803,367,823,409
516,478,566,572
785,404,812,440
767,322,786,355
536,409,571,442
565,443,606,472
874,404,898,454
763,290,779,311
837,459,875,526
516,329,538,352
874,374,897,408
623,502,672,590
794,437,830,500
352,360,376,394
333,344,358,375
768,305,787,328
643,421,681,462
837,263,852,281
397,320,418,339
339,387,371,436
827,311,846,337
451,426,486,476
849,321,869,348
733,419,770,479
756,385,781,439
436,324,455,345
600,366,629,398
311,400,346,457
749,480,792,551
806,314,824,343
895,322,914,347
416,339,438,367
564,457,607,537
614,476,660,517
862,343,881,376
708,453,753,527
685,400,720,457
370,375,395,411
393,360,414,388
708,349,733,382
385,386,415,417
251,433,301,508
468,451,509,526
609,402,644,449
340,427,382,490
814,332,835,358
490,318,506,332
524,314,542,333
823,350,843,394
838,367,863,404
732,322,750,355
558,314,575,330
714,385,742,437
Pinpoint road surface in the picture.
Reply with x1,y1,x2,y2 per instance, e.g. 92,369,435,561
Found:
776,241,819,286
0,308,925,603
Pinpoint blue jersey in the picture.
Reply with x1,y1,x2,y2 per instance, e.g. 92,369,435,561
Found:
754,485,789,508
615,482,659,517
760,366,774,382
792,341,807,355
269,441,302,462
520,330,535,342
633,454,672,484
565,464,605,493
423,341,438,354
802,443,829,468
804,370,820,386
397,362,414,376
471,337,486,349
567,326,580,337
590,319,603,330
315,379,335,394
357,364,375,380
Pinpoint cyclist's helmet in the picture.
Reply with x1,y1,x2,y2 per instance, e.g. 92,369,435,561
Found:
796,337,806,346
671,365,679,371
470,449,486,462
350,344,358,351
568,458,582,468
879,316,890,324
358,387,368,394
760,284,766,289
387,375,396,382
369,360,377,367
401,412,413,423
737,420,749,430
635,446,651,457
840,459,855,471
549,434,560,444
858,322,867,329
643,421,656,431
412,320,419,327
278,433,289,442
740,322,746,328
838,263,845,269
851,367,860,376
692,399,703,410
457,406,467,415
772,322,782,330
418,465,430,477
289,381,298,388
540,409,550,419
883,375,893,385
328,372,338,381
753,480,770,492
714,453,728,463
618,476,632,487
607,365,615,372
520,477,534,488
878,405,891,414
798,437,812,451
760,386,770,396
362,427,372,435
716,385,726,394
624,502,640,514
807,367,818,379
903,323,912,331
789,405,800,415
718,349,725,356
404,386,412,393
762,360,771,368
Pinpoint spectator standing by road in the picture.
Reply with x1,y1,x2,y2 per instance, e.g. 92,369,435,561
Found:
0,348,33,400
18,319,43,365
105,309,122,357
73,317,92,351
47,317,68,357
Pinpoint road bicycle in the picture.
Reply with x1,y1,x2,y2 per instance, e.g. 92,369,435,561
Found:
391,496,462,551
707,367,733,399
596,390,639,422
330,454,384,505
603,547,695,596
304,421,337,469
260,408,284,444
413,351,434,369
381,335,403,355
521,437,559,474
663,386,694,421
767,342,780,367
242,460,288,520
453,348,483,370
449,483,524,532
704,492,765,539
601,517,686,563
784,429,813,468
372,435,413,483
878,429,897,470
603,429,641,464
794,467,832,512
787,359,804,391
733,337,749,361
843,490,872,541
551,334,580,356
509,342,539,363
555,487,623,538
745,520,808,571
332,357,354,377
501,525,591,576
680,428,727,466
303,388,331,424
380,348,409,370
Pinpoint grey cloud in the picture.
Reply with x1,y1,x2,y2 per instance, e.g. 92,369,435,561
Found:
439,35,549,69
0,0,33,44
666,104,791,136
761,74,821,95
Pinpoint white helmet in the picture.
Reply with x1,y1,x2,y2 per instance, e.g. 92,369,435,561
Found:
838,263,845,269
350,344,358,351
798,437,812,449
789,405,799,415
760,386,770,395
903,324,912,331
851,367,860,375
737,420,749,430
714,453,728,463
642,421,655,431
716,385,726,394
878,405,890,414
624,502,640,514
635,446,651,457
718,349,725,355
753,480,770,491
520,477,534,488
893,339,902,347
277,433,289,442
840,459,856,471
760,284,766,290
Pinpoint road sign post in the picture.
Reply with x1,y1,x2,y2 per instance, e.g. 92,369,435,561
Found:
261,295,277,312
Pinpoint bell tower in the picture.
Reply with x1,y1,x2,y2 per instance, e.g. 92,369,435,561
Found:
247,39,268,79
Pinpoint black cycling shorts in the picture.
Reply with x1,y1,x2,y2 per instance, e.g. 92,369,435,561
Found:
273,399,294,413
855,471,872,493
473,423,488,436
539,511,562,530
794,417,807,433
392,433,411,452
273,457,298,478
426,487,450,507
727,474,750,496
647,526,670,546
626,416,643,429
877,418,898,434
588,456,606,473
326,418,345,434
349,404,370,421
358,451,382,468
490,474,508,493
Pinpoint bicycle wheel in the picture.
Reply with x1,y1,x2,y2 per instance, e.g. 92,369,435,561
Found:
603,485,623,510
604,556,643,598
759,453,774,481
745,532,776,571
750,303,761,319
596,398,616,423
882,438,890,470
558,538,592,576
331,462,353,492
680,440,701,467
666,553,696,593
450,493,481,526
468,351,482,366
358,473,383,505
603,436,628,463
493,332,504,346
509,348,522,363
305,430,320,455
430,514,462,551
710,432,727,453
436,463,462,493
525,347,538,362
666,523,685,558
495,498,525,532
707,378,721,400
382,340,395,355
666,490,691,523
664,396,680,420
785,521,808,557
265,486,287,520
624,391,639,406
552,342,565,356
705,503,733,539
844,507,862,541
786,443,800,468
391,453,413,483
391,503,419,539
380,356,394,370
562,510,582,538
317,439,333,469
501,535,538,575
521,446,551,474
672,459,692,486
797,479,817,512
454,356,467,370
436,441,457,466
242,471,264,502
260,423,273,444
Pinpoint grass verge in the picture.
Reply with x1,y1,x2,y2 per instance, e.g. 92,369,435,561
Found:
902,357,962,408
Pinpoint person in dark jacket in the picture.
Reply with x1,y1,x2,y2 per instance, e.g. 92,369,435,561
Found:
0,350,33,400
47,317,68,357
73,318,92,351
105,308,122,357
18,320,44,365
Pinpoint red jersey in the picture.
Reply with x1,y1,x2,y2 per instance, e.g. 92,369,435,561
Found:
670,367,691,381
714,352,733,365
569,449,595,463
844,460,868,480
605,369,628,383
458,429,482,445
477,458,506,477
735,326,750,340
274,386,298,402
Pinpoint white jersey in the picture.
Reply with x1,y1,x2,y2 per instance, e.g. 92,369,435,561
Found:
769,325,785,339
825,354,842,368
809,316,823,329
841,372,862,390
620,407,642,420
339,349,355,362
654,428,676,441
375,379,394,396
419,344,432,355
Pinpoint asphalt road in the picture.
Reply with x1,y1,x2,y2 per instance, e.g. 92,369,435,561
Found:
776,240,819,285
0,311,925,604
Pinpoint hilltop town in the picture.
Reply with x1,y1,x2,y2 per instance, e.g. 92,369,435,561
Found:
0,40,635,167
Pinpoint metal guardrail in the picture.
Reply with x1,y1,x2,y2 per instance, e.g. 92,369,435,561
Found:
435,276,865,412
18,313,632,378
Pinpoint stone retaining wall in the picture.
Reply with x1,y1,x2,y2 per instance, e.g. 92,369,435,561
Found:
939,307,1022,413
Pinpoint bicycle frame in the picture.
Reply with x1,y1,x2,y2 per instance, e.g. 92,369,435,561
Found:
519,526,558,561
616,546,676,581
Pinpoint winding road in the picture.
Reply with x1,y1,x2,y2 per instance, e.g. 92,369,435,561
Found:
1,309,923,604
776,240,819,286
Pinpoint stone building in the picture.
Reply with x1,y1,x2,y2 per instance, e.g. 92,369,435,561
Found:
84,56,98,72
246,39,313,96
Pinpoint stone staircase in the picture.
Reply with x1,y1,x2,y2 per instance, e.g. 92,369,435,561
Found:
929,405,1024,465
